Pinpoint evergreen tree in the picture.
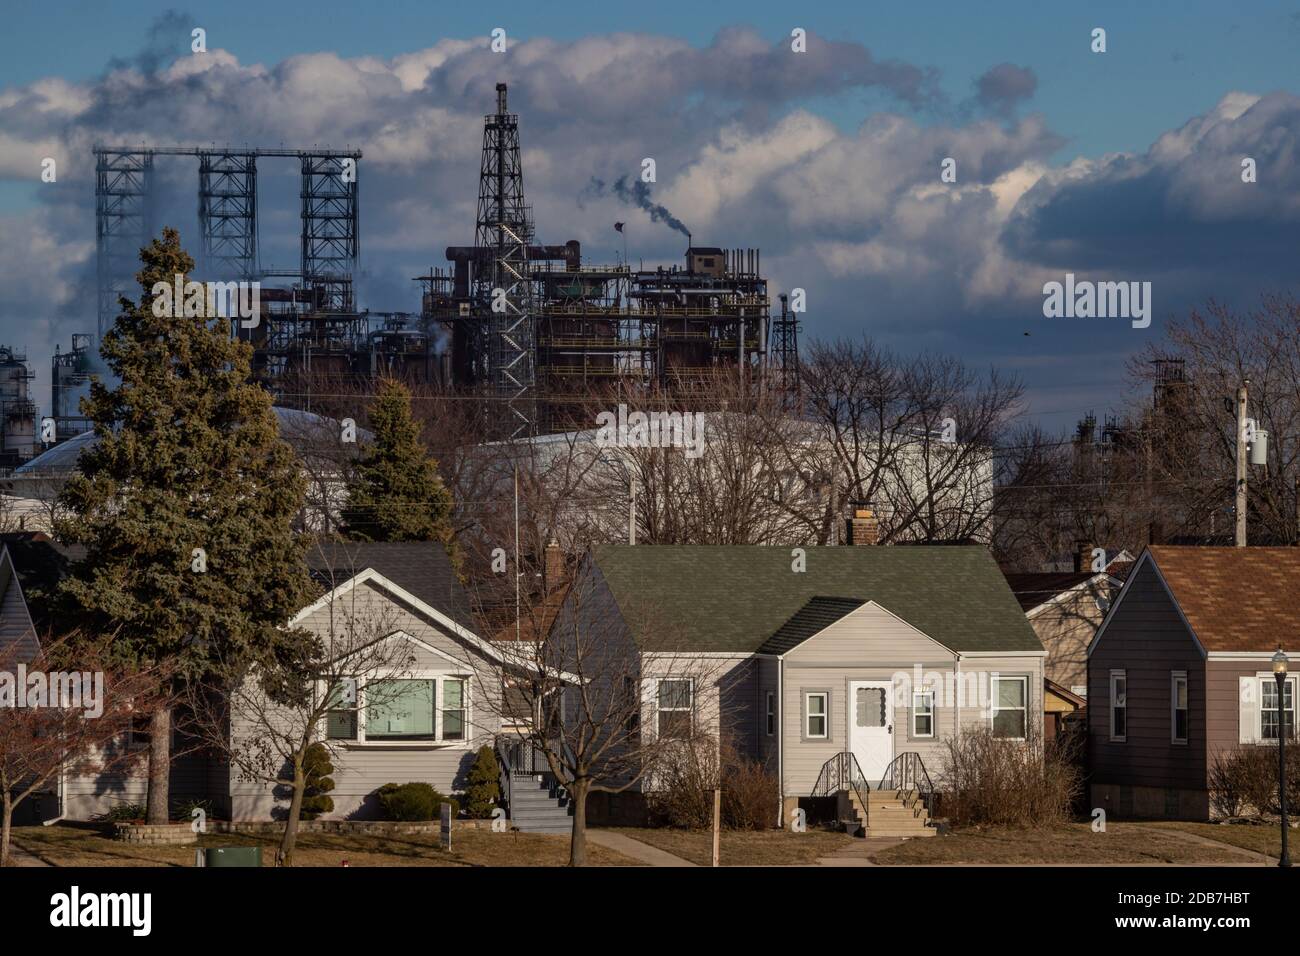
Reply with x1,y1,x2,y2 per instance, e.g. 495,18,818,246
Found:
55,227,315,825
463,745,501,818
340,378,457,556
299,743,336,820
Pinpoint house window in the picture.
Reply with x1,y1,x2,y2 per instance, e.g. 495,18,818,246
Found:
366,680,436,741
1110,671,1127,742
912,691,935,738
991,676,1027,739
657,679,693,739
442,678,466,741
805,692,828,739
1171,672,1188,744
1261,678,1297,741
765,691,776,736
325,679,358,741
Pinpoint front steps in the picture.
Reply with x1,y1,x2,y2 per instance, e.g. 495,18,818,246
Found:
507,775,573,834
845,788,935,839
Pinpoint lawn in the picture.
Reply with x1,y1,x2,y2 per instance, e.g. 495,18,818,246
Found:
871,822,1256,865
610,826,855,866
1146,821,1289,863
9,824,640,868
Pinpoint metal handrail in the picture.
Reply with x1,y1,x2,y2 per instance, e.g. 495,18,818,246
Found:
494,737,514,823
878,751,935,818
811,751,871,831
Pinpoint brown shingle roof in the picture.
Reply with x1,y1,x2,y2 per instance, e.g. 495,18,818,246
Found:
1147,546,1300,652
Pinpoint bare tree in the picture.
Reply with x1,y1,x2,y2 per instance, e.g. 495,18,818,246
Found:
0,633,163,866
187,548,416,866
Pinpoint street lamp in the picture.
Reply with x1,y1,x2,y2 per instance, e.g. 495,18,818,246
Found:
1272,646,1292,868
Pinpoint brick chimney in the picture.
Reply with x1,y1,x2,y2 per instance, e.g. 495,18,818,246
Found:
846,507,880,546
1074,541,1094,574
543,540,565,588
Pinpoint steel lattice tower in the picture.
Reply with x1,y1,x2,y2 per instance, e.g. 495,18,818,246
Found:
770,292,801,395
199,151,258,279
94,148,155,337
474,83,536,439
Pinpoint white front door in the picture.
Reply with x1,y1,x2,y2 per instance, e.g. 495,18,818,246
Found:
848,680,894,787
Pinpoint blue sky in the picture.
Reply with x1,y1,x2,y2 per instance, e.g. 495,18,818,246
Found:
1,1,1298,429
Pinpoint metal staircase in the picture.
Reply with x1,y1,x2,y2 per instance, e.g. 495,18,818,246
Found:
814,751,937,839
496,737,573,834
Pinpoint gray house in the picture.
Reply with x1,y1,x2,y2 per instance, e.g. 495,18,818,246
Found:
556,542,1045,835
0,537,504,822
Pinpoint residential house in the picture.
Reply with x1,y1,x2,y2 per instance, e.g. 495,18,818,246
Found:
551,541,1044,833
0,536,506,822
1087,546,1300,820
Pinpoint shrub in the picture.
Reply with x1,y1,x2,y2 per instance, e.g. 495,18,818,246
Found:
170,797,214,824
1210,744,1300,818
939,727,1080,828
376,782,459,821
300,743,336,821
722,753,779,830
462,745,501,818
646,740,719,829
647,738,778,830
95,802,147,823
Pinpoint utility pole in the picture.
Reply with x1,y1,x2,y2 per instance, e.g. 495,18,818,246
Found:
628,479,637,545
1236,380,1249,547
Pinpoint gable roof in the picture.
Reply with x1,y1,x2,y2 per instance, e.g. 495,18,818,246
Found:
1143,546,1300,652
590,544,1043,654
305,541,473,631
759,597,866,655
1002,571,1099,612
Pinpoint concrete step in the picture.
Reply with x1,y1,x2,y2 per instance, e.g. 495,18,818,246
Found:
864,827,936,838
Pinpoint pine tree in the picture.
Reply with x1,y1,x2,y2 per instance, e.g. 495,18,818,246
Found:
55,227,315,825
463,745,501,818
299,743,336,821
340,378,458,556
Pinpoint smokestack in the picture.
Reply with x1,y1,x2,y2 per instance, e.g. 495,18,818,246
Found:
846,506,879,546
496,82,508,115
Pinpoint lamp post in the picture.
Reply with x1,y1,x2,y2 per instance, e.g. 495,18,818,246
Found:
1273,646,1292,868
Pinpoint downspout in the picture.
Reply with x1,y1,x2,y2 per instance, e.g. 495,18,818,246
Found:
42,758,66,826
777,655,785,828
954,651,962,748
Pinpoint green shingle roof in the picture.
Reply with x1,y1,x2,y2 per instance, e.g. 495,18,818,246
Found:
760,597,867,654
590,545,1043,654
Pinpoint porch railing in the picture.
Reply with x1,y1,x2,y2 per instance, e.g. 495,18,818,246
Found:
811,751,871,832
878,751,935,818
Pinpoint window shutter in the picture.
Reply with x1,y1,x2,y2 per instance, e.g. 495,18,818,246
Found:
1238,677,1256,744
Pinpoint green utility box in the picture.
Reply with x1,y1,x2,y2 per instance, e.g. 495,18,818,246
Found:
201,846,263,867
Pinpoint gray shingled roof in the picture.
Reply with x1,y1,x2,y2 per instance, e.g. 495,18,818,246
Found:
590,544,1043,654
305,541,474,630
759,597,866,654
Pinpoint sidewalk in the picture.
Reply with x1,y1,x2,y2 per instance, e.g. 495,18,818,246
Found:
587,829,697,867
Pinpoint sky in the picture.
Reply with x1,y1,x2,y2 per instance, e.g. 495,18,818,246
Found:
1,0,1298,430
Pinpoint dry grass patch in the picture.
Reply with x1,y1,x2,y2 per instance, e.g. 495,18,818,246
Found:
611,826,854,866
1145,821,1288,862
10,824,639,868
872,823,1248,865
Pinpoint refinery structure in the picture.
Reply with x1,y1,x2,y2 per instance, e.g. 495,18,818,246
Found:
0,82,802,466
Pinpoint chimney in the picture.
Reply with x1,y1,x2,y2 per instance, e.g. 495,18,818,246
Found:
1074,541,1094,574
543,540,565,589
846,507,879,546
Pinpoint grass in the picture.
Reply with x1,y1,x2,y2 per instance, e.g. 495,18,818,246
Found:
9,823,640,868
1145,821,1289,863
871,822,1255,865
609,826,855,866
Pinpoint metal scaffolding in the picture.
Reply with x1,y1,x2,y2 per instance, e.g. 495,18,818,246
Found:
198,150,258,279
94,149,154,337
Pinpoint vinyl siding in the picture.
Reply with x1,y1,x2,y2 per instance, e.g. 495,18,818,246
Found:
230,580,499,820
1087,559,1206,793
780,601,1043,795
1029,582,1107,692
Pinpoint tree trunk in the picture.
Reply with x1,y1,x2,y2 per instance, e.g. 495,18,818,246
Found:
277,759,305,867
145,705,171,825
0,792,12,868
567,778,590,867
